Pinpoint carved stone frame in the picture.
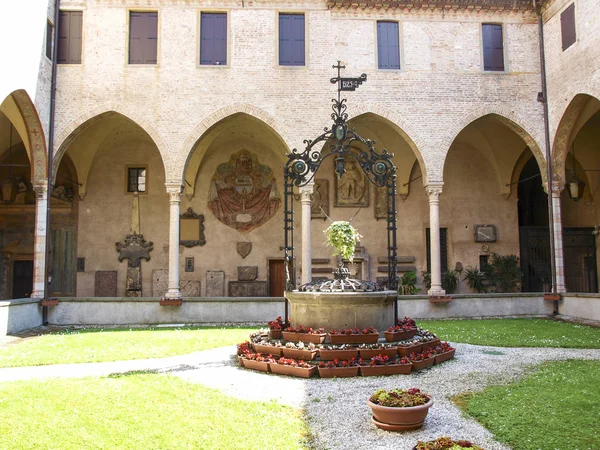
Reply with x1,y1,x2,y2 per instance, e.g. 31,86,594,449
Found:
180,208,206,248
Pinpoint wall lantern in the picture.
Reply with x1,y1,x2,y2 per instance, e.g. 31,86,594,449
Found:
566,146,585,201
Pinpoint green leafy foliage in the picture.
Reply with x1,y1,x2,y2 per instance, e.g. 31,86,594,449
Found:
369,388,430,407
463,266,487,293
399,271,418,295
442,270,459,293
323,221,361,261
486,253,523,292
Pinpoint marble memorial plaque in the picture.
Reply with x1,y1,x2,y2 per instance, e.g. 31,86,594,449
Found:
238,266,258,281
181,280,200,297
95,271,117,297
152,269,169,297
206,270,225,297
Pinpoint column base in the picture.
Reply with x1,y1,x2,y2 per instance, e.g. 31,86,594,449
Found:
161,289,183,306
31,290,45,299
428,288,450,303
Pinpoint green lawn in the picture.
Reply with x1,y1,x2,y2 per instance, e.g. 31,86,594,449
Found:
0,327,257,368
456,360,600,450
0,373,310,450
420,318,600,348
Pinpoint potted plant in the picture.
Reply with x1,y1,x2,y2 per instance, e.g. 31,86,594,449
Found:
252,338,284,357
269,357,316,378
433,342,456,365
409,349,436,371
329,327,379,344
414,436,484,449
359,355,412,376
397,316,417,330
396,339,424,357
324,220,361,262
296,325,327,344
317,357,360,378
398,271,418,295
282,341,319,360
358,343,398,359
240,352,275,372
267,316,284,339
385,324,417,342
367,387,433,431
319,344,359,361
463,266,487,293
486,253,523,293
418,329,441,350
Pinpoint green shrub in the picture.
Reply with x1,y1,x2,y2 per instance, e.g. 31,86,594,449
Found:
487,253,523,292
463,266,487,293
399,271,418,295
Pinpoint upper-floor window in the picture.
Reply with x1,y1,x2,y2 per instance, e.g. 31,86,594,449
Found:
200,12,227,65
58,11,82,64
46,20,54,60
279,13,305,66
127,167,146,193
561,3,576,51
129,12,158,65
482,23,504,72
377,21,400,70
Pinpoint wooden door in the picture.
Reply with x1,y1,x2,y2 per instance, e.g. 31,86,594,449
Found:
269,259,285,297
13,260,33,298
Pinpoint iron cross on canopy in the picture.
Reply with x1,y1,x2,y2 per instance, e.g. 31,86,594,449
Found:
330,61,367,95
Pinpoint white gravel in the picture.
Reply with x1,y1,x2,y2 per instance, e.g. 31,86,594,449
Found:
2,343,600,449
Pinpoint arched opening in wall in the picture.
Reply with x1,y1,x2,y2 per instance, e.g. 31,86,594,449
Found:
557,96,600,293
0,111,35,299
517,154,550,292
57,112,167,297
444,114,543,294
183,113,287,298
309,113,425,289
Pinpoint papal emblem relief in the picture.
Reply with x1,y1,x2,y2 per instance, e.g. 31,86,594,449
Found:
208,150,281,232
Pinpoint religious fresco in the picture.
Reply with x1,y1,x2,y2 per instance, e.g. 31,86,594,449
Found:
208,150,281,232
334,155,369,207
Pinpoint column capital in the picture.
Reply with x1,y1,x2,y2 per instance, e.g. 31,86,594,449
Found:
425,182,443,199
32,180,49,197
551,180,565,196
165,183,183,202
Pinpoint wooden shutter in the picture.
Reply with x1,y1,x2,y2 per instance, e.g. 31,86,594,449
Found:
58,11,82,64
426,228,448,274
561,3,576,51
129,12,157,64
200,13,227,65
279,14,304,66
483,24,504,71
377,22,400,70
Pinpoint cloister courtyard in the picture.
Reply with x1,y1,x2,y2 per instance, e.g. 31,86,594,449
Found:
1,318,599,450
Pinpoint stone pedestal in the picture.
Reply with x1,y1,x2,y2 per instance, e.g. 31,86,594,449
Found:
285,290,397,331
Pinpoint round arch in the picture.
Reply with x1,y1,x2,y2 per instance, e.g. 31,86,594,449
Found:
53,102,170,184
348,105,429,186
439,106,547,188
175,104,292,185
551,93,600,184
0,89,48,183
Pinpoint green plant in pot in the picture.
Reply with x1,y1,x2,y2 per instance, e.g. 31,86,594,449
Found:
399,271,418,295
324,221,361,262
486,253,523,293
414,436,484,450
463,266,487,293
367,387,433,431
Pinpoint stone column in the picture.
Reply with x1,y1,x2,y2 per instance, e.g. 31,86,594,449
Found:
31,180,48,298
551,181,567,293
426,183,445,297
164,184,183,299
299,185,313,285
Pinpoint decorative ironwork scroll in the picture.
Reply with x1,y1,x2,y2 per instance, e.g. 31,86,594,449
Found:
283,61,399,321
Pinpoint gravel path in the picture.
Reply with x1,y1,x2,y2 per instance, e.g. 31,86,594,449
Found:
2,343,600,449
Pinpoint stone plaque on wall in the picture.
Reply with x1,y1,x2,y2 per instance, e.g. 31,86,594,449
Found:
152,269,169,297
206,270,225,297
229,281,267,297
181,280,201,297
238,266,258,281
95,271,117,297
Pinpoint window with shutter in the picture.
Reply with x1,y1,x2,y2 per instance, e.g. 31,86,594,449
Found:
279,13,305,66
129,12,158,65
200,13,227,65
57,11,82,64
377,21,400,70
482,24,504,72
561,3,576,51
426,228,448,274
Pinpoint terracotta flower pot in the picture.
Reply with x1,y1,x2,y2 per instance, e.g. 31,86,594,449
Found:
433,349,456,365
410,357,435,371
269,363,316,378
253,344,284,357
359,347,398,360
319,348,359,361
317,366,359,378
328,334,354,345
397,343,423,357
367,398,433,431
297,333,327,344
282,348,318,361
242,359,270,372
360,363,411,376
421,339,441,351
282,331,299,342
352,334,380,344
269,329,282,339
384,330,410,342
